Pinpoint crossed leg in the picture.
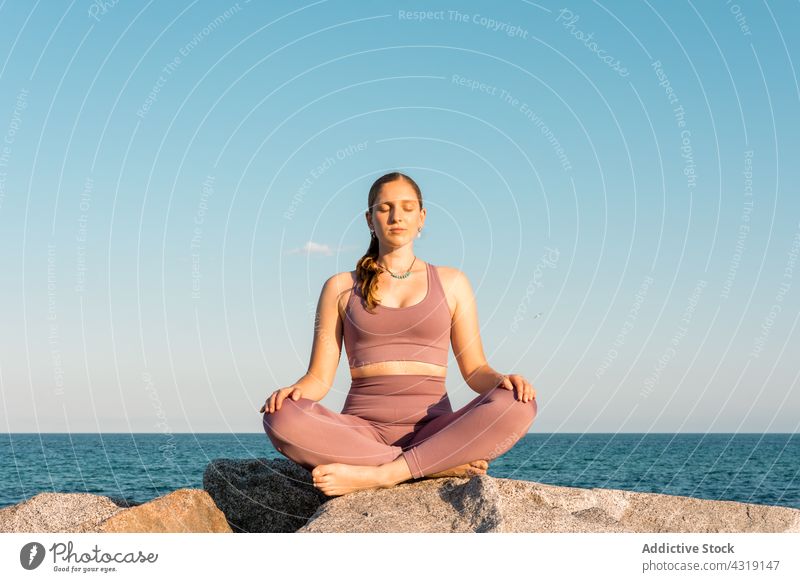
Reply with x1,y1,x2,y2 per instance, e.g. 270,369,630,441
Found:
264,387,538,496
400,386,538,479
262,397,403,470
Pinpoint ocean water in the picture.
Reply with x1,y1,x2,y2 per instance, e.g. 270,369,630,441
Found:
0,432,797,509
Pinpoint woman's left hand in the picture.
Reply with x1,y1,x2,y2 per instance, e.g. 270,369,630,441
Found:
498,373,536,402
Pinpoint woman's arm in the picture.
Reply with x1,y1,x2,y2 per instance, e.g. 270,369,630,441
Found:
464,363,506,395
286,273,347,401
449,269,506,395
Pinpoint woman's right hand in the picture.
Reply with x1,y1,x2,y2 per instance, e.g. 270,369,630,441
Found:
259,385,304,414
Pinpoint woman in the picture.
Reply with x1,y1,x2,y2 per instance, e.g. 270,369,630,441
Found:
261,172,538,497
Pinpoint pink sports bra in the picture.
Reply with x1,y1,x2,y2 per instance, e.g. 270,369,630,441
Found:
343,261,452,368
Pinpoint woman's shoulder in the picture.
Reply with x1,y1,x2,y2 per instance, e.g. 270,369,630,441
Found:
324,269,357,281
427,264,472,302
324,271,359,319
429,263,466,283
326,270,358,291
319,271,359,305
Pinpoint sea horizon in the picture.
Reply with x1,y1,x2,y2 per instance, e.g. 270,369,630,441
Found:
1,432,797,511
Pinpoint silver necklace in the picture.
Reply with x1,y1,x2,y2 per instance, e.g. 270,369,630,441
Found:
379,256,417,279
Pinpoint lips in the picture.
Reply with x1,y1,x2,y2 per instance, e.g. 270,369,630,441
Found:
389,228,406,232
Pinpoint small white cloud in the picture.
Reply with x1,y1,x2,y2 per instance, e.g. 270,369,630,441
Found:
287,241,334,256
285,240,366,256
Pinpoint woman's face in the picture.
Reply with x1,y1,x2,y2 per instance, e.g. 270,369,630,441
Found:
367,180,425,244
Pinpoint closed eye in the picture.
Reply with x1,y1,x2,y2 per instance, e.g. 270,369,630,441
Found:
377,204,416,212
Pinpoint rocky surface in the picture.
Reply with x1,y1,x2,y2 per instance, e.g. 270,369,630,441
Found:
203,458,327,533
298,474,800,533
0,489,231,533
0,492,128,533
3,458,798,533
98,489,232,533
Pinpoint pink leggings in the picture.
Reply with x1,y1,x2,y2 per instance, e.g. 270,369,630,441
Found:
262,374,538,479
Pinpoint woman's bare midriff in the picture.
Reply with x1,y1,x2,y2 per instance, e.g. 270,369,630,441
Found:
349,360,447,378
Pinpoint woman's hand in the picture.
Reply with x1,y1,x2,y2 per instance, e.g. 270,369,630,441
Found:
259,385,303,414
497,373,536,402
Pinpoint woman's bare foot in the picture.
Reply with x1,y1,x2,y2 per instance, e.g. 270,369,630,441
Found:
312,457,411,497
427,460,489,479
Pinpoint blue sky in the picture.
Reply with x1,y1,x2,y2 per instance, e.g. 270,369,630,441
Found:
0,0,798,433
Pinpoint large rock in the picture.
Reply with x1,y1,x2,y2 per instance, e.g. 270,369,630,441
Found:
98,489,232,533
203,458,327,532
300,471,505,533
0,490,231,533
0,492,129,533
297,474,800,533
